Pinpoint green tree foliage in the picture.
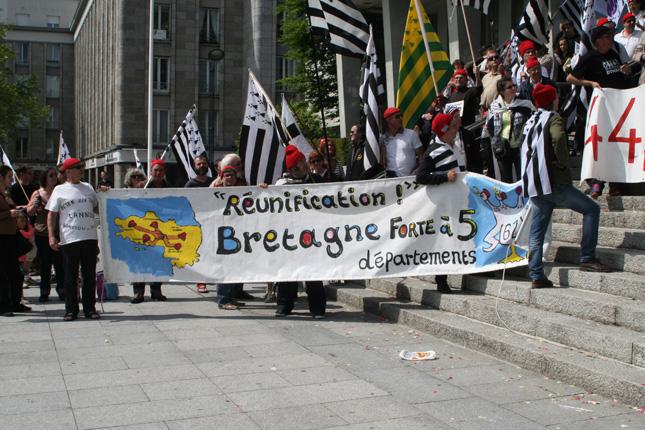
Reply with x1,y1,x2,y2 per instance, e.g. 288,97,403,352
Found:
0,26,48,142
277,0,338,138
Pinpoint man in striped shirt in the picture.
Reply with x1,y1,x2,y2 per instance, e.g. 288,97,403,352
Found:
416,111,465,293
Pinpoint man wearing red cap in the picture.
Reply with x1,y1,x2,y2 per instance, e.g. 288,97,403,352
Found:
513,40,548,86
518,57,557,102
272,145,326,318
520,84,611,290
615,12,643,58
131,159,168,304
380,106,424,177
46,158,101,321
416,111,466,293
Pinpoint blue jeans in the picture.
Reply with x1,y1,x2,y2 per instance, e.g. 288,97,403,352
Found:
529,184,599,281
217,283,242,305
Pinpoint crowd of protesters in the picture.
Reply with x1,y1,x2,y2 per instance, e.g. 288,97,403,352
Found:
2,5,643,319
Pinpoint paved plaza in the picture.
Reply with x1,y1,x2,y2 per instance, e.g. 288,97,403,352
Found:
0,284,643,430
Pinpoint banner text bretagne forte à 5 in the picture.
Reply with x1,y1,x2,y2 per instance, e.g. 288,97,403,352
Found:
98,174,529,283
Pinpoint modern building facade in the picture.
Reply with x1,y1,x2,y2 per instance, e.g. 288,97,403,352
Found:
1,0,79,172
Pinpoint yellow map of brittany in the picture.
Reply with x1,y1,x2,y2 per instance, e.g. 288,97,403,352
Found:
114,211,202,268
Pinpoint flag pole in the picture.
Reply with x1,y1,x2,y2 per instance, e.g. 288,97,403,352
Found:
414,0,439,93
248,70,293,142
459,0,478,68
146,0,154,178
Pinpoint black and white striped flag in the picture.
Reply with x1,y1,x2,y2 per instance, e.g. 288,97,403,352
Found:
57,131,71,166
170,109,212,180
560,0,584,37
358,26,382,171
281,95,313,158
239,73,286,185
307,0,369,57
560,84,588,133
516,0,552,46
455,0,492,15
520,110,555,198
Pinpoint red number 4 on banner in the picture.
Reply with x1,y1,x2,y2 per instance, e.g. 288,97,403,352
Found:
607,97,642,165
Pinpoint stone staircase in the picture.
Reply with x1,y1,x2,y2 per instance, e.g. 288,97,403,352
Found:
327,174,645,406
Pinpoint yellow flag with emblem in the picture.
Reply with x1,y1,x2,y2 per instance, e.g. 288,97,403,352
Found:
396,0,453,129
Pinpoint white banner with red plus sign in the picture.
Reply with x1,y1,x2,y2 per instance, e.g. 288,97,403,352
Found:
581,84,645,183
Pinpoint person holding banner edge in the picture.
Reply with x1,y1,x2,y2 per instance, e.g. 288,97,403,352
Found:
521,84,612,290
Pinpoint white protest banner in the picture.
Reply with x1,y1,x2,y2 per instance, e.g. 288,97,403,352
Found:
445,100,464,117
580,84,645,183
98,174,530,283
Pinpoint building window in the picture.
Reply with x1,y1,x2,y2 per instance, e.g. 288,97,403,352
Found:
153,110,169,144
16,137,28,158
47,16,60,28
14,42,29,65
199,8,220,43
199,59,217,95
46,105,60,128
47,44,61,65
153,57,169,91
15,14,30,26
153,4,170,40
46,75,60,98
198,110,220,150
277,56,297,91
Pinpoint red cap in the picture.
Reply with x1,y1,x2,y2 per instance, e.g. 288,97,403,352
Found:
453,68,468,78
532,84,557,109
518,40,536,57
285,145,305,170
596,17,612,27
432,113,454,138
383,107,401,120
623,12,636,22
60,158,81,172
525,57,541,70
151,159,166,168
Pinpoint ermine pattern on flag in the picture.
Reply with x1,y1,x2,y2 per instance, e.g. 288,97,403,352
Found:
457,0,492,15
239,75,286,185
57,132,71,166
359,26,382,171
170,110,212,180
521,110,555,198
307,0,369,57
517,0,552,46
281,95,313,158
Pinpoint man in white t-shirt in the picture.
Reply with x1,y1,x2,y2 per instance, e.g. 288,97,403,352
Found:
380,107,424,177
615,12,643,58
46,158,100,321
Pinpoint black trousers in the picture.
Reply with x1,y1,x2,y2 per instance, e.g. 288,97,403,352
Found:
0,234,23,311
276,281,326,316
132,282,162,296
497,148,521,184
60,240,97,316
35,235,64,299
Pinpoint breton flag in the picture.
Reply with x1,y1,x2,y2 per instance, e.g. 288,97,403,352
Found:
0,145,14,170
240,72,286,185
280,95,313,158
133,148,142,169
396,0,453,129
57,130,71,166
560,0,584,37
572,0,596,67
516,0,552,46
520,110,555,198
359,26,382,171
560,85,588,133
170,109,213,180
453,0,492,15
307,0,369,57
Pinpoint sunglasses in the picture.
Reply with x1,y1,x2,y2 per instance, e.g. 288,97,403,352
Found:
504,84,517,90
625,19,636,24
487,55,500,61
131,174,144,179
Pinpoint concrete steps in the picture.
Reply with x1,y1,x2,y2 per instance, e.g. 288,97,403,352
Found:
326,283,645,406
367,277,645,366
548,241,645,275
552,223,645,251
552,208,645,229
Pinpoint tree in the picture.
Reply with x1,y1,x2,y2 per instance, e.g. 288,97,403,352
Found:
0,26,48,142
277,0,338,138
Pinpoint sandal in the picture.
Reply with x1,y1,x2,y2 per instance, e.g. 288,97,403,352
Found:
85,311,100,320
196,283,209,293
63,313,77,321
218,303,238,310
